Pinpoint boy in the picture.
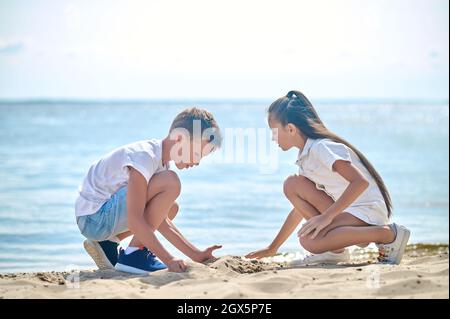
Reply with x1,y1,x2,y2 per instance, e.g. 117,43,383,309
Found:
75,107,222,274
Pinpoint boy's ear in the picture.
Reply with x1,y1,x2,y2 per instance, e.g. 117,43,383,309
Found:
170,128,191,143
171,131,184,143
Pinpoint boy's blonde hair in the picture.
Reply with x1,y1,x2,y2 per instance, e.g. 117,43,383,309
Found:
170,107,222,149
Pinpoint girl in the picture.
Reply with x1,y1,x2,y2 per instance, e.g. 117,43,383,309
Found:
246,90,410,265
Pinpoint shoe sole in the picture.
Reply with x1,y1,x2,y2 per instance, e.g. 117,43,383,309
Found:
291,252,350,266
392,226,411,265
83,240,114,270
114,263,150,275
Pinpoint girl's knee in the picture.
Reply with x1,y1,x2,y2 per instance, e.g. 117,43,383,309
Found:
299,236,327,254
283,174,299,197
283,175,311,199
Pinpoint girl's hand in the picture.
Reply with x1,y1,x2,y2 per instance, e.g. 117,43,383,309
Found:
193,245,223,263
298,214,334,239
245,246,277,259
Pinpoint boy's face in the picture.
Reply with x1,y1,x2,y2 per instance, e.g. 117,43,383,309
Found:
172,136,214,170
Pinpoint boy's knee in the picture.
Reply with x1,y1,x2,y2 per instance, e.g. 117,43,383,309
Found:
155,170,181,196
168,202,179,220
165,170,181,186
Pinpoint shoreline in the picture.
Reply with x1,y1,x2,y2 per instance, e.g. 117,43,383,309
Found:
0,244,448,299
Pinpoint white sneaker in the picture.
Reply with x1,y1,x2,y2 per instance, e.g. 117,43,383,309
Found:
377,223,410,264
290,249,350,266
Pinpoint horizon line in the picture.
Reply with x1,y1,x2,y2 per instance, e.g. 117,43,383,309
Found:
0,97,448,105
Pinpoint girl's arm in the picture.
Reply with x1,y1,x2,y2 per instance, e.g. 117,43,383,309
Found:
158,218,222,263
298,160,369,239
245,209,303,259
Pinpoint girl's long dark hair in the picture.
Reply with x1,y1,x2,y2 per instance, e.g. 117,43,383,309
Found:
268,90,392,217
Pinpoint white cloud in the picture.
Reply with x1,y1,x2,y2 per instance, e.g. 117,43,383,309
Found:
0,39,26,54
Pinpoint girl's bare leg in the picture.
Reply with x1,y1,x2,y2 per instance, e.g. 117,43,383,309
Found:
283,175,334,219
284,175,372,250
299,213,395,254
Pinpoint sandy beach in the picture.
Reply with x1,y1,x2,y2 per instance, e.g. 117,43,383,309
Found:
0,244,447,299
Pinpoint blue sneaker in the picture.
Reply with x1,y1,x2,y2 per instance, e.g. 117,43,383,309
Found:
83,239,118,269
115,247,167,274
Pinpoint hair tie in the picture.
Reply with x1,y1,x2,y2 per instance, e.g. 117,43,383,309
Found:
286,91,297,99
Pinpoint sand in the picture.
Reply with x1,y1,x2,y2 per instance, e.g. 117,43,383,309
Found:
0,244,448,299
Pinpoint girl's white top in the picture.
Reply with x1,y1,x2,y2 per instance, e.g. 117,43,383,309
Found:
75,139,169,217
296,138,389,223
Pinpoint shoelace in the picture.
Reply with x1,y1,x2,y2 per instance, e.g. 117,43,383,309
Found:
377,225,397,263
303,254,316,261
133,246,157,259
377,245,394,262
301,254,330,264
377,244,385,262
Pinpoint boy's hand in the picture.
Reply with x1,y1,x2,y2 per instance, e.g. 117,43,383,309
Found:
245,246,277,259
167,258,188,273
193,245,222,263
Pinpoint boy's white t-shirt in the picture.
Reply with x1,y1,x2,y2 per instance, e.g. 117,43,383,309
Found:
296,138,387,213
75,139,169,217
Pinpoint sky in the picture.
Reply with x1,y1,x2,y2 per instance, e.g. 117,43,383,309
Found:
0,0,448,100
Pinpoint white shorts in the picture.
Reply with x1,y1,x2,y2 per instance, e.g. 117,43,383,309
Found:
344,201,390,226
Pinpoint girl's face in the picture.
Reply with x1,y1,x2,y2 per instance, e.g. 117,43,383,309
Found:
268,115,303,151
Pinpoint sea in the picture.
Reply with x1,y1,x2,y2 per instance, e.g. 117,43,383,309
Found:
0,100,448,272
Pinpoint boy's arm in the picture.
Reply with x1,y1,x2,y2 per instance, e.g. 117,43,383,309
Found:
245,209,303,259
159,218,222,263
127,168,186,271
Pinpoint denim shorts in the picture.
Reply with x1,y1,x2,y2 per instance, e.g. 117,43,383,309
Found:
76,186,129,241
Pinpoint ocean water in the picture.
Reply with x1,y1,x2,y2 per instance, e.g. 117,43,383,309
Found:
0,101,448,273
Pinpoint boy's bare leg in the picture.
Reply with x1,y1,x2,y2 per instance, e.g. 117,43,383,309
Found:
116,202,179,242
116,231,133,241
128,171,181,248
167,202,179,220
